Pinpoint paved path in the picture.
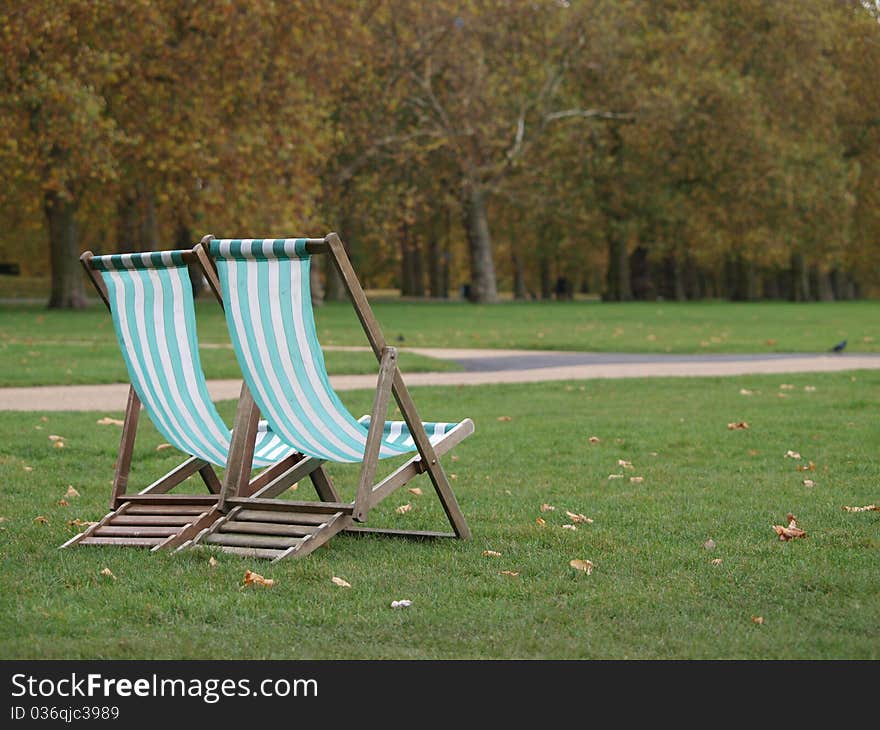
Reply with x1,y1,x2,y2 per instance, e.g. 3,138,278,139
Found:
1,349,878,412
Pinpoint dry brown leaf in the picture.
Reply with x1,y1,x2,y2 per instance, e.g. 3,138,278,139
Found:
243,569,275,588
395,503,413,515
496,416,512,422
739,388,754,396
711,558,723,566
100,568,116,580
569,559,595,574
561,524,578,531
408,487,423,496
772,513,807,541
331,576,352,588
779,383,794,390
155,443,172,452
48,434,64,442
784,450,802,459
565,511,593,524
630,476,644,484
56,499,69,507
451,454,459,462
500,570,519,577
777,393,788,399
96,417,125,426
23,466,33,472
53,441,65,449
751,615,764,625
766,339,777,346
67,518,96,528
727,422,749,430
842,504,879,513
802,479,815,488
703,539,716,550
33,515,49,524
65,486,80,498
796,461,816,472
618,459,634,469
208,556,218,568
804,386,816,392
449,473,458,480
482,550,502,558
588,436,601,444
608,474,624,480
536,517,546,526
540,503,555,512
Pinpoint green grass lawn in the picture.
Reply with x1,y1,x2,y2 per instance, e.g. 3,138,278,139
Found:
1,371,877,659
1,299,878,386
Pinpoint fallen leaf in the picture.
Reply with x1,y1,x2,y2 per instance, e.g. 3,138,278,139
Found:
618,459,634,469
53,441,65,449
395,503,413,515
711,558,723,566
482,550,502,557
23,466,33,472
48,434,64,442
208,556,218,568
565,511,593,524
727,422,749,430
739,388,754,396
33,515,49,524
630,476,644,484
65,486,80,498
588,436,601,444
451,454,459,462
842,504,879,512
765,339,777,346
536,517,546,526
96,417,125,426
540,503,555,512
784,450,802,459
56,499,69,507
804,386,816,392
796,461,816,472
449,473,457,480
391,599,412,608
500,570,520,577
751,616,764,625
779,384,794,390
803,479,815,487
243,569,275,588
155,443,172,452
777,393,788,399
608,474,624,480
67,518,97,528
569,559,595,574
561,524,578,531
496,416,512,422
331,576,352,588
772,513,807,541
100,568,116,580
703,539,716,550
407,487,423,496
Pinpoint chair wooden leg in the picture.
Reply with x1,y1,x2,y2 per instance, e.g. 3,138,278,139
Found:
110,387,141,509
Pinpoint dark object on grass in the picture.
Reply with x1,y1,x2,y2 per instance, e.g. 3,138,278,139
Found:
396,334,406,343
830,339,847,353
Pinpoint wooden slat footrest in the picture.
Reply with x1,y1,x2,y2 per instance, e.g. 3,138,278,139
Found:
96,526,179,537
78,536,165,547
125,504,210,515
234,509,329,525
210,546,287,560
112,514,198,526
204,533,304,550
219,520,319,537
223,498,353,514
122,494,218,505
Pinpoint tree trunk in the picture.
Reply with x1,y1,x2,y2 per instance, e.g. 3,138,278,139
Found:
177,222,206,298
412,237,425,297
790,252,810,302
428,220,449,299
603,230,631,301
511,249,527,300
44,191,87,309
399,221,416,296
461,184,498,303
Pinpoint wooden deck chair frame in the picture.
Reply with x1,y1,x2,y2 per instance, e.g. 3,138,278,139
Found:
183,233,472,561
61,242,309,552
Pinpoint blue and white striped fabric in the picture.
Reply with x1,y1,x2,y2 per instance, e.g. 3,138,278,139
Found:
94,250,295,468
209,239,460,463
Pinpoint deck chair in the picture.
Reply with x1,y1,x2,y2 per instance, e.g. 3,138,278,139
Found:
180,233,473,561
60,245,304,552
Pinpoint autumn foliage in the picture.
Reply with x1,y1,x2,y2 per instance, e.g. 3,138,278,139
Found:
2,1,879,306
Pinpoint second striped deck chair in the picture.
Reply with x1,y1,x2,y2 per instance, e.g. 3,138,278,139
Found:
61,246,302,552
182,233,473,561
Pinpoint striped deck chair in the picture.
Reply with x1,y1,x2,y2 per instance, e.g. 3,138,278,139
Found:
61,245,304,552
182,233,473,561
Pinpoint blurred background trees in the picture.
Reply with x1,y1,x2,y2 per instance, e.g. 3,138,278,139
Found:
1,0,878,307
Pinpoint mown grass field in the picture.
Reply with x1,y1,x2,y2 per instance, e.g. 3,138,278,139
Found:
1,371,877,659
1,299,878,386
